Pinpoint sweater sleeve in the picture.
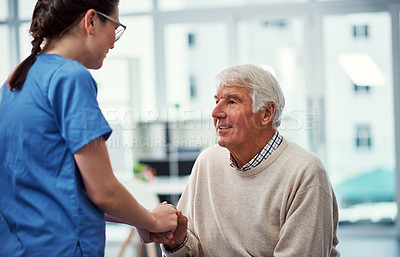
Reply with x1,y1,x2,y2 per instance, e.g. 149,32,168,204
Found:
273,164,340,257
161,230,202,257
161,159,203,257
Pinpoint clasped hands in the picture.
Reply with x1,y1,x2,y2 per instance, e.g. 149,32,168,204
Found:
137,202,188,250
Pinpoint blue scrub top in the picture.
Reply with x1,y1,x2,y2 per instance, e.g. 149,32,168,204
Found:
0,54,112,257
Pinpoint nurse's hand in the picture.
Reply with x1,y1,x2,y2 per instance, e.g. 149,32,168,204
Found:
148,202,178,233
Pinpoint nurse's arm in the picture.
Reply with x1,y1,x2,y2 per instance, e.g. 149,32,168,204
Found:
73,136,178,234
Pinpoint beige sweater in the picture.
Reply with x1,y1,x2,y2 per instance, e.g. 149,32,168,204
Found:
162,138,340,257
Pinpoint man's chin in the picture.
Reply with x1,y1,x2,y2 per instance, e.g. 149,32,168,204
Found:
217,138,230,149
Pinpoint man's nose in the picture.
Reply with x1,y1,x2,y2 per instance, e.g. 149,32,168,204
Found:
212,102,226,119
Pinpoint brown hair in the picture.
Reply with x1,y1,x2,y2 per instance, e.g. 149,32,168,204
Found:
8,0,119,91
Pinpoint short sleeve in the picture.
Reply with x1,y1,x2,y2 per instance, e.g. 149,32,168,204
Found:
48,62,112,154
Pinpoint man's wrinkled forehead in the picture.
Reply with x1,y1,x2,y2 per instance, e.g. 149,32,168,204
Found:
215,83,252,99
214,92,243,102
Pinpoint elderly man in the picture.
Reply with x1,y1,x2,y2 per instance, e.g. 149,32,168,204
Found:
141,64,340,256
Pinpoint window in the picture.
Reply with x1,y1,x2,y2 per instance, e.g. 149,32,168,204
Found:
0,26,10,81
98,16,156,114
238,17,309,148
159,0,307,11
188,33,196,48
119,0,152,14
0,1,7,20
355,124,372,149
19,23,31,62
190,74,197,100
18,0,36,20
353,83,371,94
4,0,399,230
324,12,395,224
352,24,369,39
159,0,248,11
90,16,155,171
164,22,229,117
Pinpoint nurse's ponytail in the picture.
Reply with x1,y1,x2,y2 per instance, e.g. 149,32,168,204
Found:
8,33,43,91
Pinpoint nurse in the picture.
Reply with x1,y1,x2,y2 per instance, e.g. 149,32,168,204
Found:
0,1,177,256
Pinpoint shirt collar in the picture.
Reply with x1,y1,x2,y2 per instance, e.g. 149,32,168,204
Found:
230,130,283,171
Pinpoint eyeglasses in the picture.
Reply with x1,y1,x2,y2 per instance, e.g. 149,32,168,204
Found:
96,11,127,42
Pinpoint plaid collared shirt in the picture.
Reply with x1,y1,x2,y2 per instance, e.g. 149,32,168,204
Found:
230,130,283,171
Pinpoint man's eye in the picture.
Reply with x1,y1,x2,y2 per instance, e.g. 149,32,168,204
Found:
228,100,236,104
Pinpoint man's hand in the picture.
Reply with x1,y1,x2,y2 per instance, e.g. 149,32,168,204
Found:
136,227,175,244
163,210,188,250
136,210,188,248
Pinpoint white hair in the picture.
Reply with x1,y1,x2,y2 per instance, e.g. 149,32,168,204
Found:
215,64,285,129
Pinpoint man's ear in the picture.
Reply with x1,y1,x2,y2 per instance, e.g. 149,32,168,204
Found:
261,102,275,126
82,9,97,36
